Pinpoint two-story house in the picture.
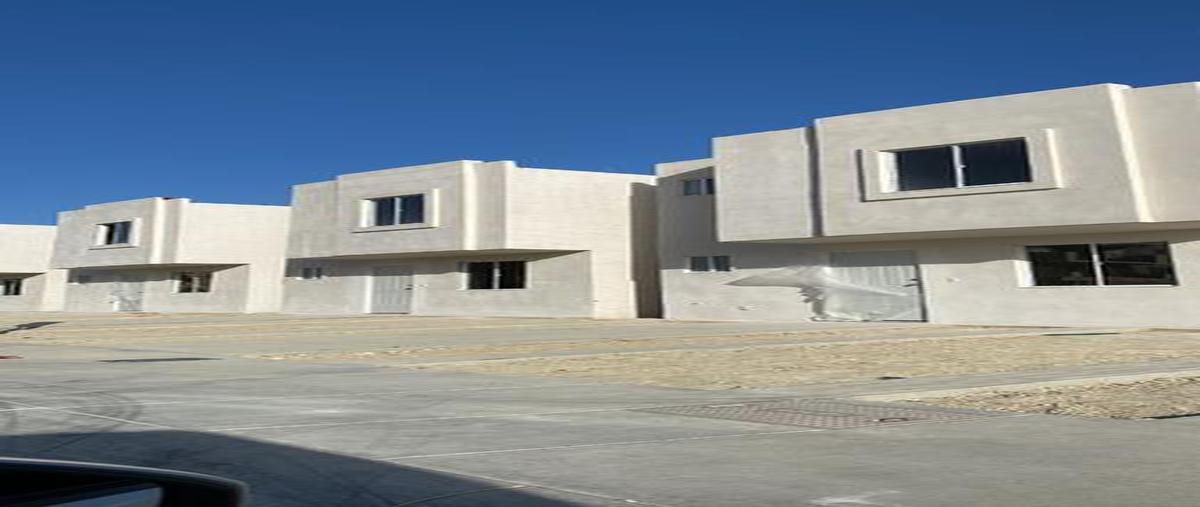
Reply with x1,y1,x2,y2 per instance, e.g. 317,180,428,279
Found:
659,82,1200,327
51,197,290,313
0,224,65,311
283,160,659,318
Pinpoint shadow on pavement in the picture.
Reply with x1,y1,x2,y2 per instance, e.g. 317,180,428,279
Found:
0,321,61,335
0,429,588,506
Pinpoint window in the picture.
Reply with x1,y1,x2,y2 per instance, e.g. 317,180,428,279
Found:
70,273,92,284
300,267,324,280
682,177,715,196
367,194,425,227
687,256,732,272
1,279,22,296
98,221,133,245
175,272,213,293
1026,242,1176,287
894,139,1031,191
466,261,527,289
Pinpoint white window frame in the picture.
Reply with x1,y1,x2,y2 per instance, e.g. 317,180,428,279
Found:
93,220,136,247
861,128,1062,201
686,255,733,273
1018,241,1178,288
299,267,324,281
354,189,439,233
463,261,528,290
682,177,715,196
1,278,22,296
174,271,213,294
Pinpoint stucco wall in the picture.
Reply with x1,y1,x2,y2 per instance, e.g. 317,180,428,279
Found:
52,198,166,268
816,84,1148,237
62,266,250,313
1123,82,1200,223
713,127,816,242
282,252,596,317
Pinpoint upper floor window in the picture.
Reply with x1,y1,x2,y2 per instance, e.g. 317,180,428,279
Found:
893,139,1031,191
682,177,716,196
1025,242,1176,287
1,278,22,296
175,272,213,293
687,255,732,272
98,221,133,245
367,194,425,227
466,261,527,289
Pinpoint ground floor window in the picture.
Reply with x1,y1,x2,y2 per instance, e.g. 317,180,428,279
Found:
687,256,732,272
174,272,213,293
466,261,527,289
299,267,324,280
1025,242,1176,286
1,278,22,296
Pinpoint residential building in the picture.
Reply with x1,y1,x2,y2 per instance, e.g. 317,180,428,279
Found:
0,224,65,311
51,197,290,313
283,160,658,318
659,82,1200,327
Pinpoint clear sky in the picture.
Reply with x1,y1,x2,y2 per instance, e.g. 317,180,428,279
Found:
2,0,1197,224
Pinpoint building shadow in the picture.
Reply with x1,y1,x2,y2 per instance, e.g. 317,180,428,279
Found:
0,321,61,335
0,429,584,506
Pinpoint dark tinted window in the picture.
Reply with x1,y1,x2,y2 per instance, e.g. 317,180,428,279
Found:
497,261,527,289
1,278,21,296
176,272,213,293
712,256,732,272
895,147,955,191
398,194,425,224
102,221,132,245
688,256,710,272
1098,242,1176,285
1027,244,1097,286
466,262,494,289
372,197,397,226
961,139,1031,186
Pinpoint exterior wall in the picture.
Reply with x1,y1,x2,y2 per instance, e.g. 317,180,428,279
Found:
1124,82,1200,222
658,160,818,321
286,160,658,318
282,252,596,317
62,266,250,313
713,127,816,242
0,224,65,311
50,197,289,313
816,84,1149,237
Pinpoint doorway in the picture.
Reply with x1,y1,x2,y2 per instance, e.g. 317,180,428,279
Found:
370,266,413,314
822,250,925,321
112,273,145,312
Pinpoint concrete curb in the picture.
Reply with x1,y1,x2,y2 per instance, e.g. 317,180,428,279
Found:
852,369,1200,402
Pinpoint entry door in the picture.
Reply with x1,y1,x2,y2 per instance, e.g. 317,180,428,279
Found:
823,250,925,321
112,274,145,312
370,266,413,314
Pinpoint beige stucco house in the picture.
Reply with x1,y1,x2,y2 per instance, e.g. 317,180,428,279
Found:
0,224,66,311
282,160,659,318
51,197,290,313
659,81,1200,327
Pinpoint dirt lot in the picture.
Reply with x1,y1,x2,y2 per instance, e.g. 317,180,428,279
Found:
912,376,1200,419
416,331,1200,389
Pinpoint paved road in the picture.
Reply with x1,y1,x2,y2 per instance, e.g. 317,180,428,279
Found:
0,318,1196,506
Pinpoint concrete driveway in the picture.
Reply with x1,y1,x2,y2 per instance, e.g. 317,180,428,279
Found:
0,314,1196,506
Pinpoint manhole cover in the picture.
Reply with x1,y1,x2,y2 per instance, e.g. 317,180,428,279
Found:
635,398,996,429
99,357,221,363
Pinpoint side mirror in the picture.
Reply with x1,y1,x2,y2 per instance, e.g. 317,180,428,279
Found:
0,458,246,506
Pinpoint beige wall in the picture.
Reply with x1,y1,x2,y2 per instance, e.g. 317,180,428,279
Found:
49,197,289,313
285,160,658,318
282,252,596,317
1124,82,1200,223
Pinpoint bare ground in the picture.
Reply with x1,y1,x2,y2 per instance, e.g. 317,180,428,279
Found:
911,376,1200,419
415,331,1200,389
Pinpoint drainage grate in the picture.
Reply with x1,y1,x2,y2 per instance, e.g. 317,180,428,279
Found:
99,357,221,363
635,398,997,429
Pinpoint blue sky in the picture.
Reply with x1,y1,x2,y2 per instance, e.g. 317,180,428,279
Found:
2,0,1197,224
